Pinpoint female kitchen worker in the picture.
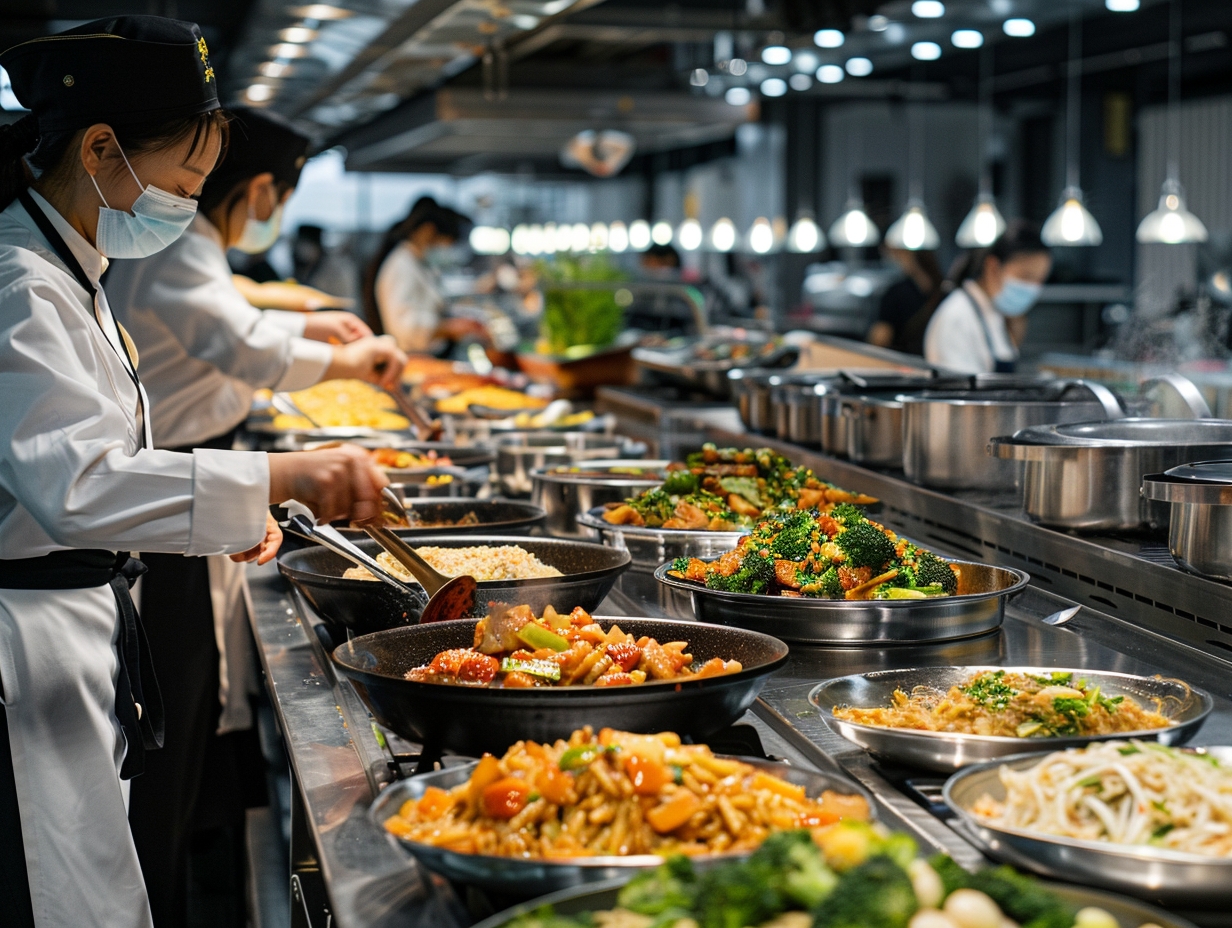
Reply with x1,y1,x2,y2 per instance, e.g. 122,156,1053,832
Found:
0,17,389,928
106,105,406,928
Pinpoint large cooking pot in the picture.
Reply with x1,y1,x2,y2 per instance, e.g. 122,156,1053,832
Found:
901,381,1123,490
841,392,907,467
991,419,1232,531
494,432,646,497
530,460,670,538
729,370,783,435
780,380,831,447
1143,461,1232,581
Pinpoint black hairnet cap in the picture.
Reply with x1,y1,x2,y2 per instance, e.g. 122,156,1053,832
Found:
0,16,220,133
203,106,311,200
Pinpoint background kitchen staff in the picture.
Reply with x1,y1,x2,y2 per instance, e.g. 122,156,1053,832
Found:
923,221,1052,374
0,17,388,928
106,105,407,927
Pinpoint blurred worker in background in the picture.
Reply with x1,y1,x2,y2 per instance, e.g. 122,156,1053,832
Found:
923,220,1051,374
867,246,943,356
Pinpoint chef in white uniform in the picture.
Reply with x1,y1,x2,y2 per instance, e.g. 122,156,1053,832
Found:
106,106,407,927
0,18,389,928
923,221,1052,374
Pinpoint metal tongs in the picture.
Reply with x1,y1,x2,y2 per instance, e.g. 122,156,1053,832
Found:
359,488,477,623
280,499,428,607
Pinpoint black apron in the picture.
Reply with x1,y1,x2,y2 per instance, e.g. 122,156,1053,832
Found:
0,191,169,926
965,288,1017,374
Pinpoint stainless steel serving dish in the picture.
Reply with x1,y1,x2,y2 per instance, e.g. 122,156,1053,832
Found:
654,560,1029,645
578,509,748,615
531,460,670,539
991,419,1232,532
902,381,1124,490
494,432,646,497
1143,461,1232,582
945,747,1232,907
372,755,870,897
474,873,1198,928
632,328,798,399
813,666,1212,772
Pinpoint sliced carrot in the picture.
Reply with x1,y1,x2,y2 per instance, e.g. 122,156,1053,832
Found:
751,770,806,801
626,754,671,796
646,790,702,834
416,786,453,819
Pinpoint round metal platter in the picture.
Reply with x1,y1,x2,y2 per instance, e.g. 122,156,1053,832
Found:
654,560,1028,645
470,875,1198,928
371,756,871,898
812,666,1212,773
945,748,1232,907
334,500,545,539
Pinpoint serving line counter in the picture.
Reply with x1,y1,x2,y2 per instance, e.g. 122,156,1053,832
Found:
244,410,1232,928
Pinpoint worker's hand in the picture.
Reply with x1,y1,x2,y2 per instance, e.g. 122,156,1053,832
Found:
325,335,408,390
230,512,283,565
268,444,390,525
301,311,372,344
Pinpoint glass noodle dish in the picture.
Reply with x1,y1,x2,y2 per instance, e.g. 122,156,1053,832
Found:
501,827,1142,928
833,671,1173,739
603,445,877,532
668,506,959,601
382,727,871,858
972,741,1232,858
403,605,742,688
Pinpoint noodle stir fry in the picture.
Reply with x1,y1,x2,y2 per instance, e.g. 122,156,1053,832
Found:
833,671,1172,738
973,741,1232,857
383,727,870,859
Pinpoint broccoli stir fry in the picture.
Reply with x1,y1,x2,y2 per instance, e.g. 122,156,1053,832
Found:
505,826,1097,928
603,445,879,532
668,506,960,601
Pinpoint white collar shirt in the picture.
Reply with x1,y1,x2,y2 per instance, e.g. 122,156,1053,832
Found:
923,280,1018,375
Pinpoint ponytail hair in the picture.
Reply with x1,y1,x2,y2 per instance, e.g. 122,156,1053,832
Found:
0,109,228,213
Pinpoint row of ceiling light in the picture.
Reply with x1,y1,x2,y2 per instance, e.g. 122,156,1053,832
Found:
243,4,351,104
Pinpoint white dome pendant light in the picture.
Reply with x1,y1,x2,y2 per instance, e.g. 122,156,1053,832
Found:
1137,0,1207,244
885,83,940,250
829,126,880,247
1042,11,1103,247
957,44,1008,247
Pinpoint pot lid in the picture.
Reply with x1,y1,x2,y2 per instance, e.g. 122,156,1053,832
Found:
1142,460,1232,505
1006,418,1232,448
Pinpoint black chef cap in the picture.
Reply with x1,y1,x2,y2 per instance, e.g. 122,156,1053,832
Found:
198,106,310,211
0,16,219,133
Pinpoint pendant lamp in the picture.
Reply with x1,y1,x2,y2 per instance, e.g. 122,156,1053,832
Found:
886,77,939,251
957,44,1008,247
787,214,824,252
1136,0,1207,244
1042,12,1102,247
830,198,880,247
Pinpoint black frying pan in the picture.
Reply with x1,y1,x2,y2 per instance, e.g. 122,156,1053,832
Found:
331,617,789,756
277,535,630,638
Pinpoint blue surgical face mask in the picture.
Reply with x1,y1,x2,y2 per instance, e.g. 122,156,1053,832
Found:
994,276,1042,317
235,202,284,255
90,144,198,258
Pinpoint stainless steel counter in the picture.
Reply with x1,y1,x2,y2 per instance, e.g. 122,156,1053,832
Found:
247,411,1232,927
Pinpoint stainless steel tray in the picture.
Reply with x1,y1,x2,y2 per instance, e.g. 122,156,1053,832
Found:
813,666,1212,772
654,560,1028,645
945,748,1232,907
472,874,1199,928
371,755,872,898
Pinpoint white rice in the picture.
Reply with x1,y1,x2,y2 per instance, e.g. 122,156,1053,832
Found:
343,545,562,582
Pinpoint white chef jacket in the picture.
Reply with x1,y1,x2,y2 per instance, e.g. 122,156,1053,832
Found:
0,190,270,928
923,280,1018,375
375,241,444,353
106,213,333,449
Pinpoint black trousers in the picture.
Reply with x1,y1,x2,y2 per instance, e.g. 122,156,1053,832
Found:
0,704,36,927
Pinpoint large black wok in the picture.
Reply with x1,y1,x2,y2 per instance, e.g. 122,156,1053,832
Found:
277,535,630,638
331,617,789,756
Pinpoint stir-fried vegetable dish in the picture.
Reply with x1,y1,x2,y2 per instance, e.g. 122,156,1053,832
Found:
668,506,959,601
503,826,1122,928
403,606,742,688
382,728,870,858
603,445,878,531
834,671,1173,738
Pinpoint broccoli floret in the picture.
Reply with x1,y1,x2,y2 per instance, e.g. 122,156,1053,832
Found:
770,523,814,560
746,831,839,909
504,905,590,928
618,855,698,916
928,858,1075,928
812,856,918,928
830,503,865,525
914,554,958,594
834,522,896,570
800,565,845,598
670,556,691,572
875,832,918,871
693,859,783,928
732,549,776,594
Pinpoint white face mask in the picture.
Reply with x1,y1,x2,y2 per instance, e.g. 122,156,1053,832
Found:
235,201,284,255
89,144,198,258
